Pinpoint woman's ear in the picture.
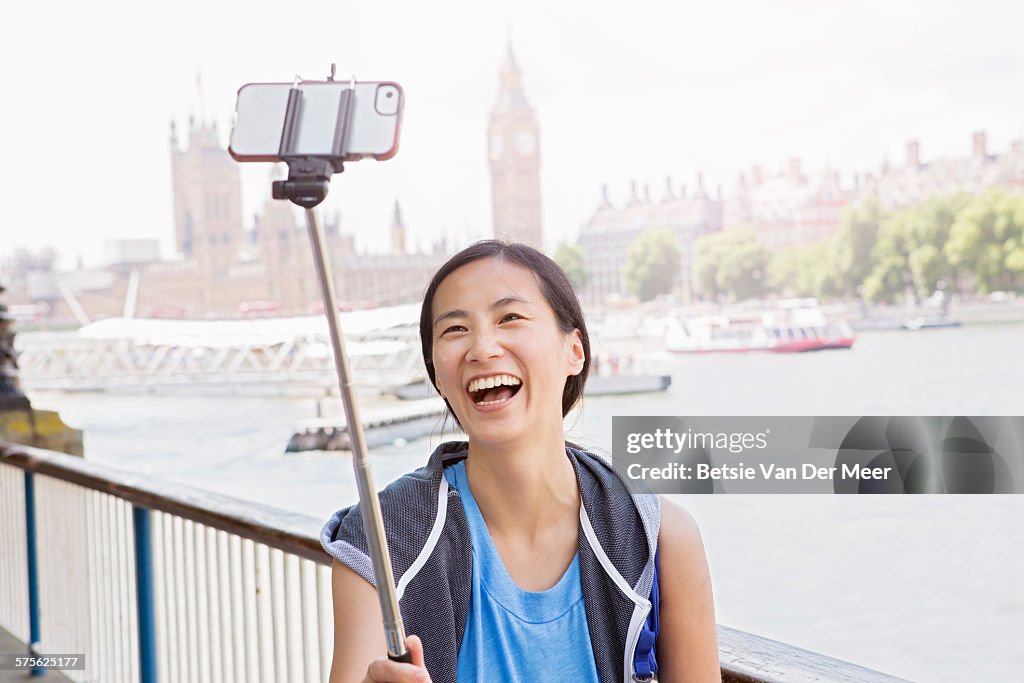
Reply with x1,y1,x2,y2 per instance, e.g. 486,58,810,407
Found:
567,329,585,376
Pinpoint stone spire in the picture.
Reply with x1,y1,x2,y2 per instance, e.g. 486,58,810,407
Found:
695,171,708,198
390,200,407,256
501,42,522,87
492,41,533,116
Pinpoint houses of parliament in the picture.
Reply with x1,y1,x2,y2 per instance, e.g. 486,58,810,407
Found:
7,46,1019,320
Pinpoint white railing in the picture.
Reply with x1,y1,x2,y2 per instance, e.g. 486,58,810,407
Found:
37,477,99,681
0,443,335,683
0,463,30,644
149,516,332,683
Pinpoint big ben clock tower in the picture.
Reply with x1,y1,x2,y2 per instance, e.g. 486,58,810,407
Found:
488,45,542,249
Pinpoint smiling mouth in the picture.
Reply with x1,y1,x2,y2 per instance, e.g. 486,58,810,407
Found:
467,374,523,406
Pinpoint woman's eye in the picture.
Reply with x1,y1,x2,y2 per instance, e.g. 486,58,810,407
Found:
501,313,522,323
442,325,466,335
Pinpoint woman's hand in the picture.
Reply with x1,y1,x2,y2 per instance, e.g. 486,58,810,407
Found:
361,636,432,683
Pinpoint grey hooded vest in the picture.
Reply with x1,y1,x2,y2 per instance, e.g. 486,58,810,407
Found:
320,441,661,683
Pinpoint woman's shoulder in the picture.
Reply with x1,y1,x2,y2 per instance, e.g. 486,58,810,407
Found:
320,440,469,583
657,499,710,587
659,500,701,540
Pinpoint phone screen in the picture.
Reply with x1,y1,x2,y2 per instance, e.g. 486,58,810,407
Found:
230,81,403,161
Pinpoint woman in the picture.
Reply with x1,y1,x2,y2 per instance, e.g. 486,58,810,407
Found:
321,241,719,682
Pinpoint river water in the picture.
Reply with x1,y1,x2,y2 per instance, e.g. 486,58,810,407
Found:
26,324,1024,681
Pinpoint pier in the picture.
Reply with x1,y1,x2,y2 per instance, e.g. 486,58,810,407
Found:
0,440,908,682
287,398,454,452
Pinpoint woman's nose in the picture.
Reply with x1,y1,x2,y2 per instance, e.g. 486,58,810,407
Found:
466,328,503,361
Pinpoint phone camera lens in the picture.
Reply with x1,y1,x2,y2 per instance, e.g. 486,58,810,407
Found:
375,85,400,115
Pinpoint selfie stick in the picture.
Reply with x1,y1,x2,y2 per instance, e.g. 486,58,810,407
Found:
270,77,410,663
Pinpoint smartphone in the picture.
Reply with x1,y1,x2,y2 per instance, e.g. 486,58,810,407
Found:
229,80,404,162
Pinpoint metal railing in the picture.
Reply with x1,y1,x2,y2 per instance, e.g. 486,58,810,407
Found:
0,441,907,683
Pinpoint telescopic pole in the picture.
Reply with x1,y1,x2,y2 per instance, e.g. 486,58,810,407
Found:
302,204,409,662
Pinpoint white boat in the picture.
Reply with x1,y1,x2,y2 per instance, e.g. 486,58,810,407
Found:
901,315,962,330
585,374,671,395
666,300,855,354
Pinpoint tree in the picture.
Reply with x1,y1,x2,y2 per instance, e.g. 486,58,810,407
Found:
694,234,725,300
946,188,1024,293
905,195,968,296
769,242,836,299
623,229,681,301
553,242,588,292
862,210,913,303
693,228,772,301
832,195,886,298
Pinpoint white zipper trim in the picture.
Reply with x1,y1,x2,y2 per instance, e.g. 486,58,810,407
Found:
395,474,449,601
625,601,653,682
579,502,652,682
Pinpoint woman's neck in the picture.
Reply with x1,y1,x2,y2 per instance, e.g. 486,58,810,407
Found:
464,433,580,540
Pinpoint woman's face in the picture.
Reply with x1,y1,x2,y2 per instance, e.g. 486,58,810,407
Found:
430,257,585,446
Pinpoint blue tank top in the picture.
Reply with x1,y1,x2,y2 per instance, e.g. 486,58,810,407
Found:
444,461,601,682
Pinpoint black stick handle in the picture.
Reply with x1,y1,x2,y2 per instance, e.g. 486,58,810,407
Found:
388,650,413,664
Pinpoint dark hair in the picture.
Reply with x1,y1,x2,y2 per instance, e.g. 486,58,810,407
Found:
419,240,591,428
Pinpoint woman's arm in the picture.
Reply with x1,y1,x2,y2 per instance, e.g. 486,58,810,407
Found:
330,559,430,683
655,499,721,682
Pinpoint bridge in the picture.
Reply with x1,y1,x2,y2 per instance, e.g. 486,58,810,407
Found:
15,308,427,396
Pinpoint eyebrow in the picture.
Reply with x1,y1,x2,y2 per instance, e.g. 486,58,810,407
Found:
432,296,533,328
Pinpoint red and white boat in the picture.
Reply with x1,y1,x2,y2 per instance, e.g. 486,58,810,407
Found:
665,299,855,353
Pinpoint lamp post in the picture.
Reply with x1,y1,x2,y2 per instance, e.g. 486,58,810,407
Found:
0,284,30,410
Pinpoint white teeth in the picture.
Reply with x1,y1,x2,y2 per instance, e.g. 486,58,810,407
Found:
466,374,522,394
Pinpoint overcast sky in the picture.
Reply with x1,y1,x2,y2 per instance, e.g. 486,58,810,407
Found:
3,0,1023,268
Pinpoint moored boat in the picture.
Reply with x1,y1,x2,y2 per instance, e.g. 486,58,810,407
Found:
901,315,963,330
666,300,855,354
585,373,672,395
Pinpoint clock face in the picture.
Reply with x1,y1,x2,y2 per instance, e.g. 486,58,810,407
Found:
516,131,535,156
490,134,504,160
